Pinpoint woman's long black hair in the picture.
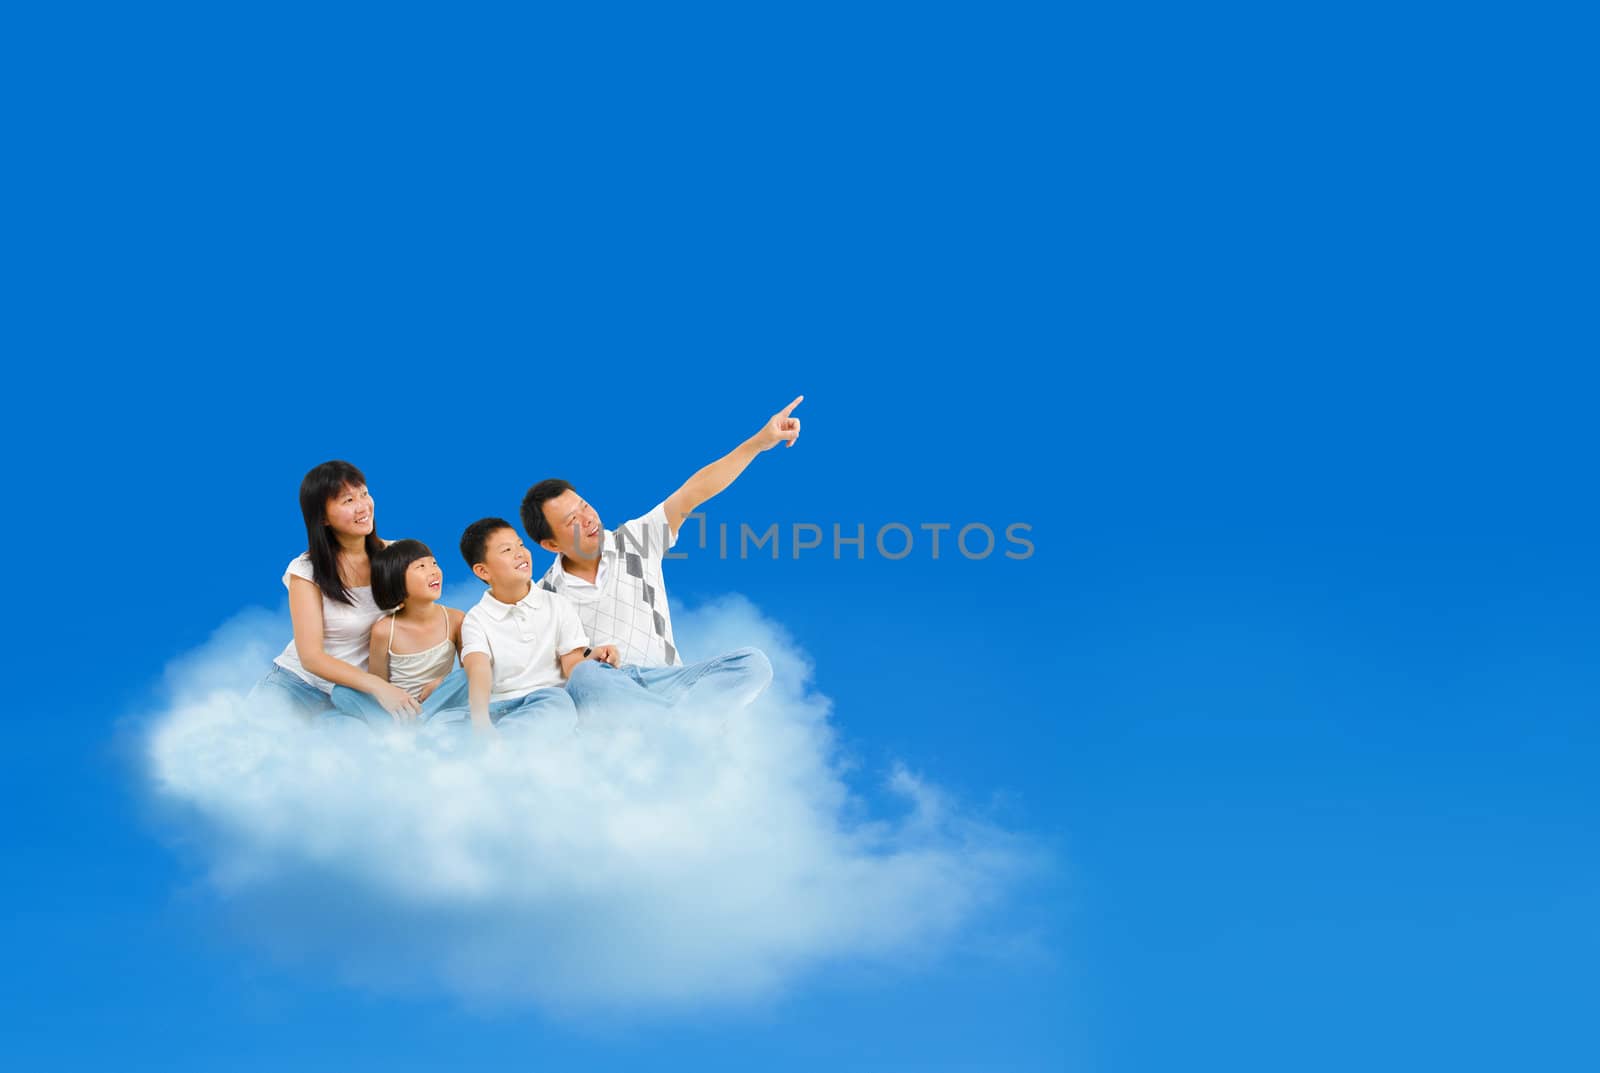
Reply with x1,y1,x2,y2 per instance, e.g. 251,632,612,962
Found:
299,460,384,606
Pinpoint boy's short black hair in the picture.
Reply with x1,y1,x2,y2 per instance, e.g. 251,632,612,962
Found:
521,479,573,545
460,517,516,571
371,539,432,611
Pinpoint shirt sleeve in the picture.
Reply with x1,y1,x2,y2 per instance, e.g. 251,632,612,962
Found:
282,554,314,590
553,594,589,653
460,610,492,661
620,501,679,558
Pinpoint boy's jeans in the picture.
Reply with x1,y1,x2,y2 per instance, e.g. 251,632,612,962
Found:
484,686,579,729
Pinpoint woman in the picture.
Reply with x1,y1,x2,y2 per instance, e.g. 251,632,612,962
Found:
251,460,422,721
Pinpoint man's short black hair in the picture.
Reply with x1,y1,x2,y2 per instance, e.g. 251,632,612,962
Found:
371,538,432,611
521,479,574,545
460,517,516,570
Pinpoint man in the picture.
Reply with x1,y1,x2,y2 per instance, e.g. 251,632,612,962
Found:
520,395,804,711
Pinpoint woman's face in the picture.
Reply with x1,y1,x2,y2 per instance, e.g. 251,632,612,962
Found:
403,556,444,604
324,483,374,538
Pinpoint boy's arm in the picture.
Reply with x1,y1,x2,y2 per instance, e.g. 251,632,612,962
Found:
463,652,494,733
559,643,618,677
661,395,803,539
558,647,588,678
554,596,593,679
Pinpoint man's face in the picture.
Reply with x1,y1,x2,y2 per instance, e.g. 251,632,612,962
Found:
472,528,534,589
539,489,603,561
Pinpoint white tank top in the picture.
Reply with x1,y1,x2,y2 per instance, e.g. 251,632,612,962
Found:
385,605,457,699
273,554,384,693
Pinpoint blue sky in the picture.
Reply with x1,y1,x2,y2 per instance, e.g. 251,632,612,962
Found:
3,2,1596,1070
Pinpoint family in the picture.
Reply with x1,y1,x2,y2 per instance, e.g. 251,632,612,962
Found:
250,397,803,734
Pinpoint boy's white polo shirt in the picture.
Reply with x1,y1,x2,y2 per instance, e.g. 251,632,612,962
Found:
539,502,682,668
460,583,589,702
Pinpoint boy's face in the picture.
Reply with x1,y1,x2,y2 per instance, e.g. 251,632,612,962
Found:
471,528,534,590
538,488,603,561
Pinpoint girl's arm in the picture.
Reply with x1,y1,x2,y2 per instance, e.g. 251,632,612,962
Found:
288,576,418,716
446,606,463,659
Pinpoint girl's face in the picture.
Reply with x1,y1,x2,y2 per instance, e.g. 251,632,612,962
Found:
403,556,444,605
324,484,375,538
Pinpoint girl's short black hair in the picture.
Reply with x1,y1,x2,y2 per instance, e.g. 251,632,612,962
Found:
371,539,433,611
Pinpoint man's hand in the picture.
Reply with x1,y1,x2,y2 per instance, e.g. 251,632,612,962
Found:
754,395,803,451
664,394,807,535
589,644,620,666
417,676,445,703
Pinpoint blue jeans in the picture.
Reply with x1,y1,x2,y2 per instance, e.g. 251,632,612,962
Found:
486,686,579,730
328,667,470,729
564,646,772,716
250,664,334,719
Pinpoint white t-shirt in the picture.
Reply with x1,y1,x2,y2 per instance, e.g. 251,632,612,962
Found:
272,554,385,693
538,501,682,668
460,584,589,702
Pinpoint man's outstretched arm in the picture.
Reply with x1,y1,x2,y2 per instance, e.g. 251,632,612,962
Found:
662,395,804,538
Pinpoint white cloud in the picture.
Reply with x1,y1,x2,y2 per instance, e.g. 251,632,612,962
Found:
143,594,1033,1014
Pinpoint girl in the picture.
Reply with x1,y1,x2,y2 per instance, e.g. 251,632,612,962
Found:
329,540,469,726
251,461,421,720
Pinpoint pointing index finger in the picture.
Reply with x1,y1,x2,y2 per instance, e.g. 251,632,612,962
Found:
778,394,804,418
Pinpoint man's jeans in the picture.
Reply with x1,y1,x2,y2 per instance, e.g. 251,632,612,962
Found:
564,646,772,716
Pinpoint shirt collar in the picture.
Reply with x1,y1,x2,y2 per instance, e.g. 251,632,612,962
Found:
547,531,616,581
476,583,547,620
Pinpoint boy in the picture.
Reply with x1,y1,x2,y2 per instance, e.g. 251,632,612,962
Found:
456,517,619,733
520,396,802,711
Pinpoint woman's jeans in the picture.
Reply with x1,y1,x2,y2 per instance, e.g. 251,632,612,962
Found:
249,664,334,719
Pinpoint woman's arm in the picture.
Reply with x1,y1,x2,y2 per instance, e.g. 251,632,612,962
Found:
288,576,418,715
368,617,391,684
